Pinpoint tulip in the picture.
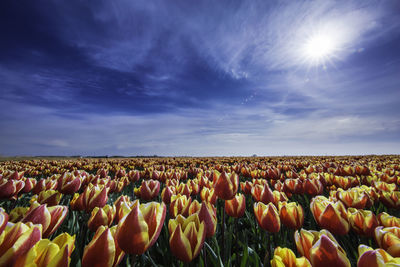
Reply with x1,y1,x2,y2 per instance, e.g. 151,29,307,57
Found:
200,187,218,205
294,229,340,260
114,195,132,222
190,201,217,238
0,179,25,199
310,196,349,235
14,232,75,267
240,181,253,195
347,208,378,237
0,222,42,266
22,203,68,238
374,226,400,257
251,183,275,204
31,190,63,206
283,179,303,194
175,183,192,197
116,201,166,255
225,193,246,218
32,178,57,195
357,244,400,267
336,188,371,209
70,193,85,211
380,191,400,209
134,179,160,201
169,194,192,218
378,212,400,228
161,186,176,204
82,226,125,267
213,171,239,200
309,235,351,267
279,202,304,229
303,178,323,196
0,209,8,236
57,172,82,194
9,206,29,222
254,202,280,233
88,204,116,232
22,178,37,193
168,214,206,262
82,184,109,212
271,247,311,267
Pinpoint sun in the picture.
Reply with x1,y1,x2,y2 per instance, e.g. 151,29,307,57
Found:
302,32,339,66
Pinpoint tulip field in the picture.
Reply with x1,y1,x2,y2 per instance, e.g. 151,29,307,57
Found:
1,155,400,267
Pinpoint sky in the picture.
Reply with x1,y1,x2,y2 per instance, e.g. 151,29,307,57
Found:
1,0,400,156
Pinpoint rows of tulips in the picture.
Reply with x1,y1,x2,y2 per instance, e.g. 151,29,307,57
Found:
0,155,400,266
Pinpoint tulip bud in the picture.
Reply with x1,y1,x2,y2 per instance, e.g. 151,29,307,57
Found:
378,212,400,228
14,232,75,267
134,179,160,201
57,172,82,194
200,187,218,205
374,226,400,257
254,202,280,233
225,193,246,218
31,189,63,206
168,214,206,262
309,235,351,267
294,229,340,260
0,179,25,199
310,196,349,235
279,201,304,229
83,226,124,267
116,201,166,255
347,208,378,237
213,171,239,200
88,204,116,232
169,194,192,218
0,222,42,266
271,247,311,267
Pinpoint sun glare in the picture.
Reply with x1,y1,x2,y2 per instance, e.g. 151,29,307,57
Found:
301,32,340,66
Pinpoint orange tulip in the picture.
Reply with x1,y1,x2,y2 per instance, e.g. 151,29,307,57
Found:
134,179,160,201
309,235,351,267
251,184,275,204
22,178,37,193
225,193,246,218
310,196,349,235
378,212,400,228
240,181,253,195
161,186,176,204
283,179,304,194
271,247,311,267
169,194,192,218
347,208,378,237
57,172,82,194
303,178,323,196
336,188,371,209
82,226,125,267
116,201,166,255
380,191,400,209
22,203,68,238
14,232,75,267
88,204,116,232
189,201,217,238
168,214,206,262
31,189,62,206
200,187,218,205
294,229,341,260
82,184,109,212
374,226,400,257
279,202,304,229
213,171,239,200
357,244,400,267
0,222,42,266
0,179,25,199
254,202,280,233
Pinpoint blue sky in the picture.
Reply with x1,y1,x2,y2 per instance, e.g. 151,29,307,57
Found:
1,0,400,156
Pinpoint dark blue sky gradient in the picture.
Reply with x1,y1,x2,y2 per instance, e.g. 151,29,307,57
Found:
1,0,400,156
